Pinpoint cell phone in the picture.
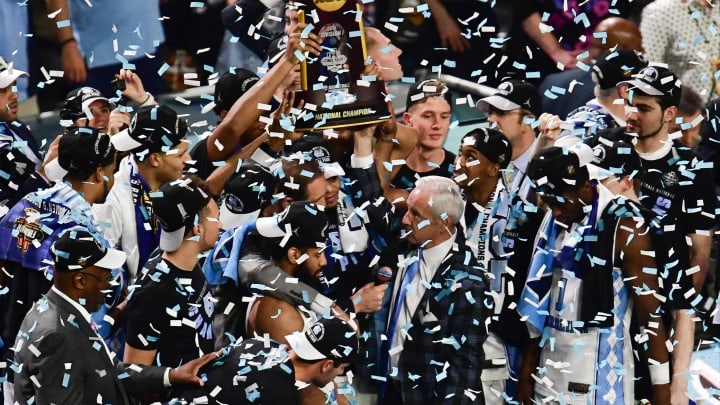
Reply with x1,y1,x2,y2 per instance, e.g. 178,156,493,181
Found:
111,78,126,95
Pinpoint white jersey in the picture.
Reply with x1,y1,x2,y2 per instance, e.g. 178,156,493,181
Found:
534,187,635,405
460,181,510,398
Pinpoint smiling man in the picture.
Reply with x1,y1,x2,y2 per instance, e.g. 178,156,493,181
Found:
453,128,515,404
243,202,331,342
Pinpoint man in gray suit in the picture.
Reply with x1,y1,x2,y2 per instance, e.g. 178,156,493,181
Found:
12,227,214,405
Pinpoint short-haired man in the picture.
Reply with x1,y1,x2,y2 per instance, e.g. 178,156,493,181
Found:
12,227,214,404
453,128,515,404
95,105,191,280
616,65,716,293
381,175,490,404
0,128,118,394
389,80,455,195
175,317,358,405
244,201,330,340
519,145,671,405
124,175,221,369
476,79,546,366
365,27,403,82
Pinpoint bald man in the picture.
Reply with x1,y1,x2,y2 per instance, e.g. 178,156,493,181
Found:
539,17,643,118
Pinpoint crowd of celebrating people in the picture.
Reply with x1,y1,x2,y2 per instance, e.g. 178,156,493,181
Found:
0,0,719,404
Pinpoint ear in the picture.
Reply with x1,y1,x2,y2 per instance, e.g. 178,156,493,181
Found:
219,110,229,121
148,152,161,168
72,273,86,290
94,166,105,183
663,106,677,124
487,163,500,177
402,112,412,126
319,359,335,373
617,86,629,99
287,247,300,264
192,221,203,237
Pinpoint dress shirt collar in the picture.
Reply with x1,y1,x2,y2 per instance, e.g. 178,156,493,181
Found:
419,231,456,276
51,285,93,325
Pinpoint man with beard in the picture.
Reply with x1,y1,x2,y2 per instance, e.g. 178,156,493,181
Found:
0,128,118,397
595,65,716,403
244,201,331,341
242,201,352,404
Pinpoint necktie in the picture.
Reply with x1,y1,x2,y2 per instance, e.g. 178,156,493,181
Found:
503,161,516,190
383,249,423,374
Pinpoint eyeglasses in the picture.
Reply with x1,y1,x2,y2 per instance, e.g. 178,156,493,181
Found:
78,270,114,284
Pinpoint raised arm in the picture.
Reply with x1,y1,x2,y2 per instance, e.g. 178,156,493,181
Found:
205,23,322,163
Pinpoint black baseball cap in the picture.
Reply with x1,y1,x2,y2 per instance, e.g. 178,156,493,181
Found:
153,176,211,252
52,227,126,272
111,105,188,155
286,135,345,178
586,136,641,179
45,127,116,182
460,128,512,169
59,86,110,125
476,79,541,117
405,79,453,111
219,162,277,230
255,201,329,248
221,0,272,60
618,65,682,107
214,68,260,114
527,144,594,197
285,317,359,363
591,49,648,91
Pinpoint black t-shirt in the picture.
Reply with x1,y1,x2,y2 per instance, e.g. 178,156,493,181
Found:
172,339,298,405
189,138,215,180
390,149,456,191
596,128,717,235
636,143,716,235
126,255,216,367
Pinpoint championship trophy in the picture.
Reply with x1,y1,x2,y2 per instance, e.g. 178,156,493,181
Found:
294,0,390,131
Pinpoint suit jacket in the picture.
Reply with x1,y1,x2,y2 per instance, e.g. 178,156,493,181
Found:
347,160,491,403
395,241,491,405
13,289,167,405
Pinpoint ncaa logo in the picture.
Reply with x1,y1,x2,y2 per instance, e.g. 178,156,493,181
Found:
497,81,514,96
308,322,325,342
640,67,658,83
